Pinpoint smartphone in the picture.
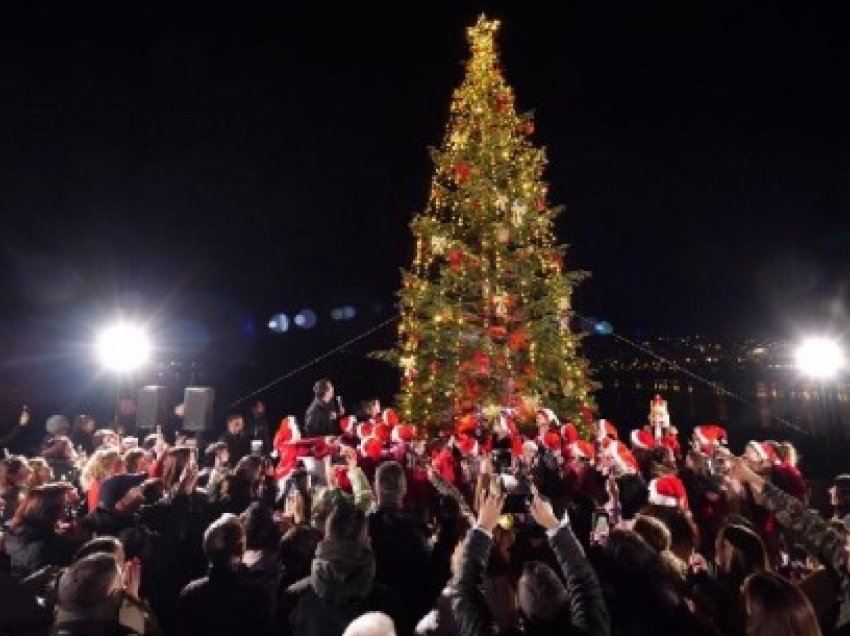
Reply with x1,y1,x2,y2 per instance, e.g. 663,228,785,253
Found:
591,510,610,545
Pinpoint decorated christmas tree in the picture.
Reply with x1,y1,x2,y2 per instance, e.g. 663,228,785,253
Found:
390,16,595,435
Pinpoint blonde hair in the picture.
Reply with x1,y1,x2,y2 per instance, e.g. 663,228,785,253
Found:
81,448,122,491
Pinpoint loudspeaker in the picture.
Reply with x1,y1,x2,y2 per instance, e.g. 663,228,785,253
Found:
183,386,215,433
136,385,168,431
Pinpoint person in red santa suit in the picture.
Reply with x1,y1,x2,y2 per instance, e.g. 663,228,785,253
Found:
647,394,681,460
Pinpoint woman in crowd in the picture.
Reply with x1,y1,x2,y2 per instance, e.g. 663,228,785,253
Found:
80,448,124,513
0,455,32,523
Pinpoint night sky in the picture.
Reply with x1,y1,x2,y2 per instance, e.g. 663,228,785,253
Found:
0,1,848,415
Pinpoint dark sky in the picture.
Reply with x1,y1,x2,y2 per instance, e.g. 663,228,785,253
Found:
0,1,848,413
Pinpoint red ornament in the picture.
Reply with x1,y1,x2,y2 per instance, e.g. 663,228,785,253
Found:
551,253,564,270
448,248,464,270
471,351,491,375
508,328,528,352
523,120,535,135
455,163,471,184
488,325,508,340
535,198,546,211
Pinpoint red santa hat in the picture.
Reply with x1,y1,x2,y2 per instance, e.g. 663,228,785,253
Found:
630,429,655,451
648,475,688,509
569,440,595,462
693,424,727,453
596,419,620,440
560,423,579,445
542,430,562,452
456,414,478,434
538,408,560,426
454,433,479,456
373,422,392,444
360,436,384,461
339,415,358,435
494,414,519,437
381,408,400,427
392,423,417,443
747,440,779,464
356,421,373,439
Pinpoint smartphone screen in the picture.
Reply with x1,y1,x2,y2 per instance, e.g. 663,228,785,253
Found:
591,510,610,545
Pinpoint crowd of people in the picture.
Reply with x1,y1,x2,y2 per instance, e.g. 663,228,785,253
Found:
0,379,848,636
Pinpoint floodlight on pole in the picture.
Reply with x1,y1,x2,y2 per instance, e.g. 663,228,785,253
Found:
793,336,846,380
96,323,151,373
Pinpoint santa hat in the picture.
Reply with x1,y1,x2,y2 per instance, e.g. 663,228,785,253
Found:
748,440,779,464
381,409,400,427
274,416,300,445
356,422,374,439
650,394,668,415
494,414,518,437
606,440,638,473
339,415,358,435
597,419,619,440
569,440,595,461
693,424,727,453
360,436,384,461
560,423,579,445
456,414,478,434
630,429,655,451
538,408,560,426
454,433,479,456
648,475,688,509
392,424,417,443
542,430,562,452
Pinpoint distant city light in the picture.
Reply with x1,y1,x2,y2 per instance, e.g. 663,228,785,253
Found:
96,323,151,373
331,305,357,321
267,313,290,334
794,337,846,380
294,309,317,329
594,320,613,336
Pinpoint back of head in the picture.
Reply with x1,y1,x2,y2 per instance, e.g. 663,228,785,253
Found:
313,379,332,399
375,461,406,505
325,499,366,544
57,553,119,611
203,513,246,566
73,536,123,563
718,523,768,586
743,571,821,636
617,473,648,520
633,514,672,553
518,561,569,627
343,611,396,636
241,501,279,550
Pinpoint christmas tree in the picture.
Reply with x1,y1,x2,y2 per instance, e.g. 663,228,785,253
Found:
390,15,595,435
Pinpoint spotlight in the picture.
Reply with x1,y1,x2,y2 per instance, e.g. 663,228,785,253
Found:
331,305,357,321
268,313,290,334
794,337,846,380
594,320,613,336
96,323,151,373
294,309,317,329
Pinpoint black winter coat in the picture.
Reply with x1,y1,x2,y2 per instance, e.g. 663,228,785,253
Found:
303,400,339,438
452,525,610,636
3,524,77,578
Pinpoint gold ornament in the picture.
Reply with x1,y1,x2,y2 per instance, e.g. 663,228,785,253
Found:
431,235,448,255
400,355,416,373
511,201,528,225
494,193,509,210
492,293,509,318
496,225,510,243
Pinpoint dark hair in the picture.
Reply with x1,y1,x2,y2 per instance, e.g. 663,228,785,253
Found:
203,513,245,565
325,500,366,543
642,504,699,562
633,514,672,553
743,571,822,636
10,483,72,531
241,502,280,551
161,446,191,491
123,448,146,473
718,523,768,588
313,379,332,398
73,536,123,562
140,478,164,505
617,473,649,520
518,560,569,626
226,413,243,425
0,455,29,489
375,461,406,504
57,553,119,611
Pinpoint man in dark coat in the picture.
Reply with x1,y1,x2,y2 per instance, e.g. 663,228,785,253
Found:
303,379,341,438
175,513,273,636
287,500,401,636
220,414,252,464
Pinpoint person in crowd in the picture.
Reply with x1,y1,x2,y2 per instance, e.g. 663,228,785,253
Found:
344,611,398,636
81,448,125,512
304,379,342,437
221,414,252,465
368,460,439,634
43,414,71,446
71,414,97,455
828,474,850,531
240,501,282,585
93,429,121,450
123,448,152,475
248,400,271,454
175,513,273,636
1,454,32,523
453,487,610,636
288,499,401,636
4,482,81,577
28,457,55,487
743,570,823,636
81,473,148,539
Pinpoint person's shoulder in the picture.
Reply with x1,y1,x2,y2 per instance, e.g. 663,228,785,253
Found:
179,575,211,599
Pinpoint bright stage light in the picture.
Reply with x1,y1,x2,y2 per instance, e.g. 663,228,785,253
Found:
794,337,846,380
96,323,151,373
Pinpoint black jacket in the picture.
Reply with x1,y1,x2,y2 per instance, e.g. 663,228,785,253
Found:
451,525,610,636
286,538,401,636
175,564,273,636
3,524,78,578
303,400,339,438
